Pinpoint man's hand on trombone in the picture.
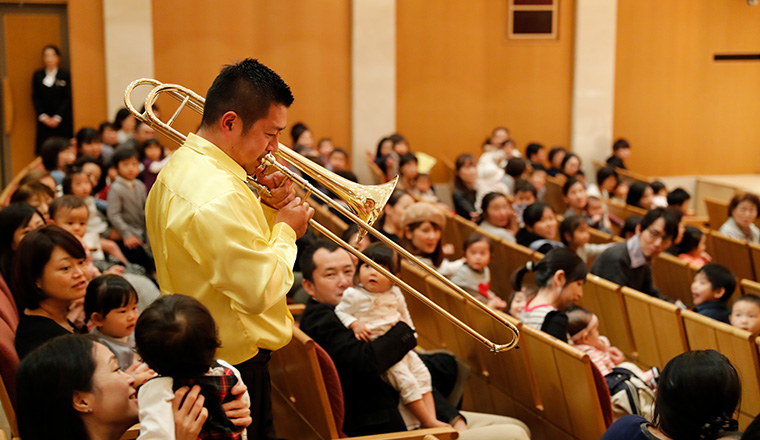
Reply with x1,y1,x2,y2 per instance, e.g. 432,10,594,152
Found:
257,170,296,209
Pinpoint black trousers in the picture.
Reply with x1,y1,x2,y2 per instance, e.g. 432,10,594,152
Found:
234,349,275,440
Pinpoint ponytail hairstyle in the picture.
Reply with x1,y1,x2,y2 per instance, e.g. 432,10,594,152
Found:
511,248,587,293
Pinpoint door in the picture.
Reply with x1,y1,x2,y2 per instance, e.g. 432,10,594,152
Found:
0,3,68,186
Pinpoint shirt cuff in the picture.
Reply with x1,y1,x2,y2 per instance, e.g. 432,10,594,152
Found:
271,222,297,243
51,115,62,122
38,113,49,122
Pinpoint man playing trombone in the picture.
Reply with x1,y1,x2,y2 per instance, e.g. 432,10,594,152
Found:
145,58,314,440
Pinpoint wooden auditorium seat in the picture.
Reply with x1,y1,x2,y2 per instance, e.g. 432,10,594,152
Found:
620,287,688,370
749,242,760,284
270,326,459,440
709,231,756,282
578,276,636,360
519,325,609,440
681,310,760,428
704,197,730,230
399,261,441,350
614,168,652,186
605,200,647,224
650,253,698,308
740,278,760,297
543,175,566,215
441,211,463,260
0,157,42,207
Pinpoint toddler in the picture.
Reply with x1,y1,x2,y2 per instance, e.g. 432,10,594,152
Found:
135,294,249,440
676,226,711,268
729,294,760,334
691,263,736,323
586,195,614,233
449,234,507,310
650,181,668,208
328,148,348,171
559,215,614,264
513,179,537,228
140,139,170,195
411,173,438,203
507,287,533,319
567,306,657,386
335,243,447,429
10,181,55,220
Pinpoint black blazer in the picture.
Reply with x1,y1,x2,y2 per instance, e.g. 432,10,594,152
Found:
32,68,73,152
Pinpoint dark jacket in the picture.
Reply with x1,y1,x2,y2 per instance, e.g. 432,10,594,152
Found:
693,301,730,324
32,68,73,153
300,299,417,436
589,241,660,298
452,188,477,220
516,228,563,254
15,314,74,359
605,156,626,170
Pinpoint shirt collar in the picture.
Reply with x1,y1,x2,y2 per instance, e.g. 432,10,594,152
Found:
627,235,647,269
184,133,247,183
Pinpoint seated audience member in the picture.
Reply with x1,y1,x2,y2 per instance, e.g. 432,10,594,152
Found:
73,155,106,196
336,244,447,429
411,173,438,203
478,192,517,243
691,263,736,324
563,177,588,220
140,139,170,195
529,168,547,201
11,181,55,220
449,234,506,310
114,108,136,144
620,215,641,240
602,350,740,440
516,203,562,254
135,294,250,440
328,148,348,172
317,137,334,164
503,157,527,195
40,136,76,185
606,138,630,170
676,226,711,268
507,288,532,320
590,208,678,298
107,146,155,274
13,226,88,359
378,190,415,244
560,153,581,180
397,153,419,192
388,133,410,177
401,202,457,275
666,187,691,214
513,179,537,228
650,181,668,208
546,146,566,177
476,144,510,202
587,167,618,202
75,127,104,162
298,241,531,439
0,204,46,313
98,121,118,164
663,208,685,256
612,180,629,204
16,334,212,440
525,142,546,171
515,248,587,342
374,136,394,178
626,182,654,211
502,139,521,160
719,193,760,243
452,154,478,221
729,294,760,335
118,119,156,152
586,195,614,234
18,168,57,194
560,215,614,264
482,126,510,152
291,121,314,149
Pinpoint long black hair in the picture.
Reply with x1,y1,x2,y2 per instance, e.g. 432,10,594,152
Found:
511,248,587,292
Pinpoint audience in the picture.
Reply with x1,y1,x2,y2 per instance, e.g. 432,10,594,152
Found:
719,193,760,243
562,177,588,220
140,139,169,194
650,181,668,208
729,294,760,335
515,203,562,254
560,153,581,179
10,180,55,220
290,121,314,149
400,202,456,275
546,146,566,177
512,179,537,228
560,215,614,264
113,108,136,144
0,204,46,312
452,153,478,220
691,263,736,324
378,190,415,244
449,233,506,310
478,192,517,242
525,143,546,172
397,153,419,192
626,181,654,210
676,225,711,268
587,167,618,202
40,136,76,185
666,187,691,214
411,173,437,203
606,138,630,170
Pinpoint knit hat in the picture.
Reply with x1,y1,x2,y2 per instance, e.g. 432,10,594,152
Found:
401,202,446,229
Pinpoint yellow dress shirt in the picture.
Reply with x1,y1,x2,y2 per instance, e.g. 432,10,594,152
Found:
145,133,295,364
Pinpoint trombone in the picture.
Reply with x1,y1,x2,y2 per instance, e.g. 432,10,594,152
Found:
125,79,518,353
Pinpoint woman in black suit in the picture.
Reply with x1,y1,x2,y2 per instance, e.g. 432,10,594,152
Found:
32,45,73,154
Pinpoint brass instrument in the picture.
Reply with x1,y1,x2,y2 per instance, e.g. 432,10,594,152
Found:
124,79,519,353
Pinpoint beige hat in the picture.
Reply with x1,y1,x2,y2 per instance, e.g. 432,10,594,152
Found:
401,202,446,229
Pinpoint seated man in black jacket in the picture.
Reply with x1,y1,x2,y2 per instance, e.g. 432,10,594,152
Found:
298,240,530,440
590,208,678,298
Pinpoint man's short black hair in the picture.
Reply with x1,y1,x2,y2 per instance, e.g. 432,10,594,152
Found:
200,58,294,132
613,138,630,151
300,240,341,282
697,263,736,303
526,143,544,160
667,188,691,207
639,207,679,241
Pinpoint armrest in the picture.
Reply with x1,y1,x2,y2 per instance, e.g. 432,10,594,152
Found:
289,303,306,316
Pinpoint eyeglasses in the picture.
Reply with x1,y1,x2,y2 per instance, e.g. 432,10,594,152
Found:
644,227,671,244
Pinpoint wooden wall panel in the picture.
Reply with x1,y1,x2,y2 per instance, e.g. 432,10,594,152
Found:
68,0,107,130
151,0,351,152
396,0,575,168
615,1,760,176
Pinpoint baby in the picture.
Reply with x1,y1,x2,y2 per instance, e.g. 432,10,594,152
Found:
449,233,506,310
335,243,447,429
729,294,760,334
411,173,438,203
135,294,249,440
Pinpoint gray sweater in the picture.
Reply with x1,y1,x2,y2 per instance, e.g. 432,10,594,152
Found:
107,176,147,241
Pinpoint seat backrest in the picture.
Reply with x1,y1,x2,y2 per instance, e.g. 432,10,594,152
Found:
710,231,755,282
749,243,760,284
682,310,760,421
489,239,535,297
579,276,636,359
704,197,730,230
621,287,688,369
543,176,566,215
269,326,339,440
441,212,463,260
519,325,608,440
741,278,760,297
398,262,441,349
651,253,696,307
